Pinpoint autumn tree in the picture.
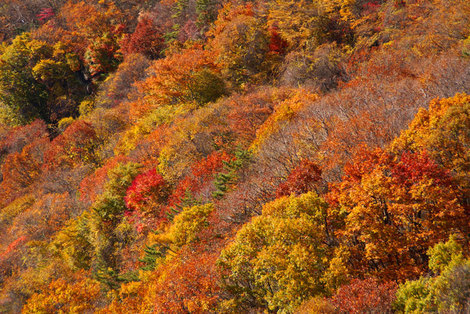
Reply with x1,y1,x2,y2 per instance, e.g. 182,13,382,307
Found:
267,0,323,50
276,159,323,197
151,249,221,313
44,120,101,170
103,248,221,313
49,212,94,271
22,271,101,313
92,52,150,110
168,150,231,207
85,32,122,80
132,47,224,117
41,1,125,57
250,89,318,151
88,162,141,289
330,278,397,313
218,192,333,312
0,33,87,124
125,168,170,227
121,17,164,59
79,155,130,206
391,93,470,213
395,236,470,313
334,147,467,280
149,203,214,250
208,2,271,85
225,87,288,146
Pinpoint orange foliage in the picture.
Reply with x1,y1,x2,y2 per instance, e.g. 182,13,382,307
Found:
0,138,48,206
102,247,220,313
152,249,220,313
44,120,100,171
276,159,322,197
332,148,467,280
38,1,124,57
169,150,231,207
331,278,397,313
131,47,217,117
0,0,469,312
23,270,101,313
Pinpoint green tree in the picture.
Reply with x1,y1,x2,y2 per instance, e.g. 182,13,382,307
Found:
88,162,142,289
218,192,332,312
395,236,470,313
0,34,86,124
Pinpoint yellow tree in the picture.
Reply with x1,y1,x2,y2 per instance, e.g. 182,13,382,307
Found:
22,271,101,313
218,192,333,312
208,2,271,85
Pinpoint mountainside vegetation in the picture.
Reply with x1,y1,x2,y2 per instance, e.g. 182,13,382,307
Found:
0,0,470,312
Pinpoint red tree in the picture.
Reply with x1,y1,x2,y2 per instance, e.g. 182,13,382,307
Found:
276,159,322,197
268,26,288,55
121,17,164,59
125,168,169,219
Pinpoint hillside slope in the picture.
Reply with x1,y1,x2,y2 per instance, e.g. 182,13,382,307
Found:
0,0,470,312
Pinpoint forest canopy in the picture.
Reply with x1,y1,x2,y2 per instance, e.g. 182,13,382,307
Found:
0,0,469,312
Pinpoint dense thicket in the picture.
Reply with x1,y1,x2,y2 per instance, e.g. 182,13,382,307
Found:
0,0,469,312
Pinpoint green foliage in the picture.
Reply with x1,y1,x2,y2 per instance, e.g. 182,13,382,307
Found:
172,0,190,19
196,0,219,30
0,33,86,124
189,69,227,105
92,163,141,222
95,265,121,290
87,162,141,288
428,235,463,274
463,35,470,57
218,192,331,312
213,149,251,198
395,237,470,313
167,189,201,221
395,277,434,313
140,244,165,271
163,24,181,46
0,34,49,124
